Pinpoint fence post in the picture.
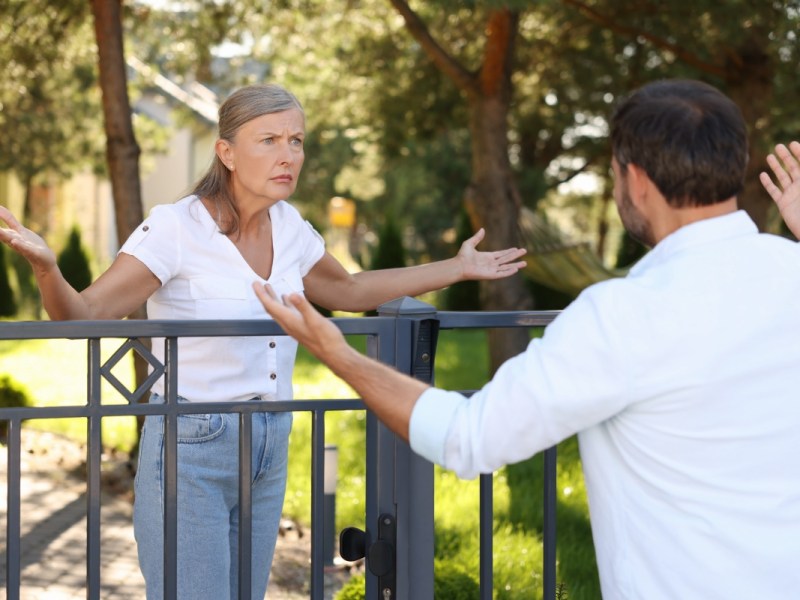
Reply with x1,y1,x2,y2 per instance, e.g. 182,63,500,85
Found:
377,297,439,600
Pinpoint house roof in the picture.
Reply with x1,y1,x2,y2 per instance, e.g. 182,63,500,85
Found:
127,56,219,124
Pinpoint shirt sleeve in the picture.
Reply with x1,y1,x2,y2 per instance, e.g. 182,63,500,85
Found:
298,219,326,276
410,281,634,479
117,205,181,284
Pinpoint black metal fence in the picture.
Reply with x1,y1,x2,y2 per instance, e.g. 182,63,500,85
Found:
0,298,560,600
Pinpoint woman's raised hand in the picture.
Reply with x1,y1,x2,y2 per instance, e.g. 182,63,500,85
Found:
455,227,527,281
0,206,57,274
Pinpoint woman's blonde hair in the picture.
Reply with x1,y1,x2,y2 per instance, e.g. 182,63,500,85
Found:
191,84,304,236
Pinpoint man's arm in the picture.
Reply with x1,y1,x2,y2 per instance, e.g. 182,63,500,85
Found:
253,283,429,441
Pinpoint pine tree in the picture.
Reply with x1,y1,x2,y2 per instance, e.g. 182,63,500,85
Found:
371,214,407,271
57,225,93,292
0,243,17,317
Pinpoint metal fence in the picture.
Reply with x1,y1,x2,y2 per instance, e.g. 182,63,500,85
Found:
1,298,560,600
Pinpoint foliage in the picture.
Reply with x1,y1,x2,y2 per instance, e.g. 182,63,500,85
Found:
333,560,479,600
56,225,93,292
0,244,17,317
433,559,480,599
0,375,32,441
370,214,407,271
0,0,105,186
333,573,365,600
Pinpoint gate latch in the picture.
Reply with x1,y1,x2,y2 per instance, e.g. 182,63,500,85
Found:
340,513,396,598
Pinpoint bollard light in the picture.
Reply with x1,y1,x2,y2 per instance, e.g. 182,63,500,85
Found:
324,444,339,495
323,444,339,566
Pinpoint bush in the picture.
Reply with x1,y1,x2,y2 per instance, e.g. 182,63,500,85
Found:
0,375,32,441
371,214,407,271
433,559,480,599
334,573,365,600
57,225,93,292
0,243,17,317
333,560,480,600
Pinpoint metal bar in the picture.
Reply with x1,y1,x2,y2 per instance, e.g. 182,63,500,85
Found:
86,338,103,600
479,473,493,600
0,313,558,341
238,410,253,600
163,337,179,600
0,316,398,340
0,399,364,422
5,418,22,600
310,410,326,599
436,311,559,329
542,446,558,600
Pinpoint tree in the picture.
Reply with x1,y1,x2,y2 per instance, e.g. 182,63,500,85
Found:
561,0,800,231
57,226,93,292
0,0,105,235
385,1,533,372
0,244,18,318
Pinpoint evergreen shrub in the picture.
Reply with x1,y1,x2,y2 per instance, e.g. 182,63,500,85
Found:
57,225,93,291
0,375,31,441
0,243,17,317
371,214,407,271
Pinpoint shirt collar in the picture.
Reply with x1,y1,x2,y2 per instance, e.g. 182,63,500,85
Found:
629,210,757,275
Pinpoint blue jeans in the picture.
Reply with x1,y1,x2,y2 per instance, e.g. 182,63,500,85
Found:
133,395,292,600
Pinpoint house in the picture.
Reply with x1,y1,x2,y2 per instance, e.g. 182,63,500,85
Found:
0,59,219,269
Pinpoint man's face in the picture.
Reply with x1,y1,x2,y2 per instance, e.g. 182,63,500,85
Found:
612,158,656,248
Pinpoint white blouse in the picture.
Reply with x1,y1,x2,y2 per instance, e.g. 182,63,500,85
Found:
119,195,325,403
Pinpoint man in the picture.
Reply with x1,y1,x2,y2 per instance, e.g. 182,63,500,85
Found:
254,80,800,599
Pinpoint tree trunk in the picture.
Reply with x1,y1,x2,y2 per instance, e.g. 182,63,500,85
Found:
387,2,534,374
90,0,149,453
465,94,533,374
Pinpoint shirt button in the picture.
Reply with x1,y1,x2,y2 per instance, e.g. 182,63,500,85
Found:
142,225,149,232
270,373,277,380
269,341,276,348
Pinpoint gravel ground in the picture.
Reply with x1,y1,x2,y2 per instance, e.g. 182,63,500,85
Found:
1,428,362,599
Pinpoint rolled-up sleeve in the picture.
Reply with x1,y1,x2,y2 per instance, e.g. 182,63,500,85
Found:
409,388,466,466
409,281,632,480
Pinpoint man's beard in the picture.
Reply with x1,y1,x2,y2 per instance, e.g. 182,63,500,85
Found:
618,185,656,248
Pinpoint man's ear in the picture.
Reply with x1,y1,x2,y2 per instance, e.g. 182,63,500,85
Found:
626,163,652,208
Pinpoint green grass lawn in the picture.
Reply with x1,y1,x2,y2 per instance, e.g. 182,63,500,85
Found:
0,328,600,599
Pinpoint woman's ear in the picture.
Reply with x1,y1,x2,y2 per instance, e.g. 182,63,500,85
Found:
215,139,234,171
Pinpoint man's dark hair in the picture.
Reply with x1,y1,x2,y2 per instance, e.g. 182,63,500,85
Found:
611,79,748,208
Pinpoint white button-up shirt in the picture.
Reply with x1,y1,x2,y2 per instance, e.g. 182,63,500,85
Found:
411,211,800,599
119,196,325,403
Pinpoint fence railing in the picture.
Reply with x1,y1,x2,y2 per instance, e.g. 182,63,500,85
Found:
0,298,560,600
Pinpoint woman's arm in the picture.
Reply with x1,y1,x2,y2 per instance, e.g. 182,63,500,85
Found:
303,228,526,312
1,206,160,320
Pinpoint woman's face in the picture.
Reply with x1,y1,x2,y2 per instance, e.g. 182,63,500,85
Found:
222,108,305,205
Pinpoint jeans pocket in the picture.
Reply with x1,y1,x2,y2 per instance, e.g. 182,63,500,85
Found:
177,413,226,443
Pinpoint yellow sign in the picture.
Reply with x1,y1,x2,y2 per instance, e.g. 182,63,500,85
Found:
328,196,356,228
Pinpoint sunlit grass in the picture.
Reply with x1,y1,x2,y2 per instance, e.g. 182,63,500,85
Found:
0,337,138,449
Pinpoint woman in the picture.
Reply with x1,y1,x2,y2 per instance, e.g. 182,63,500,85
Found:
0,83,526,599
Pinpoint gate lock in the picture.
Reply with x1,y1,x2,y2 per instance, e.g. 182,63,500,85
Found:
339,514,396,598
